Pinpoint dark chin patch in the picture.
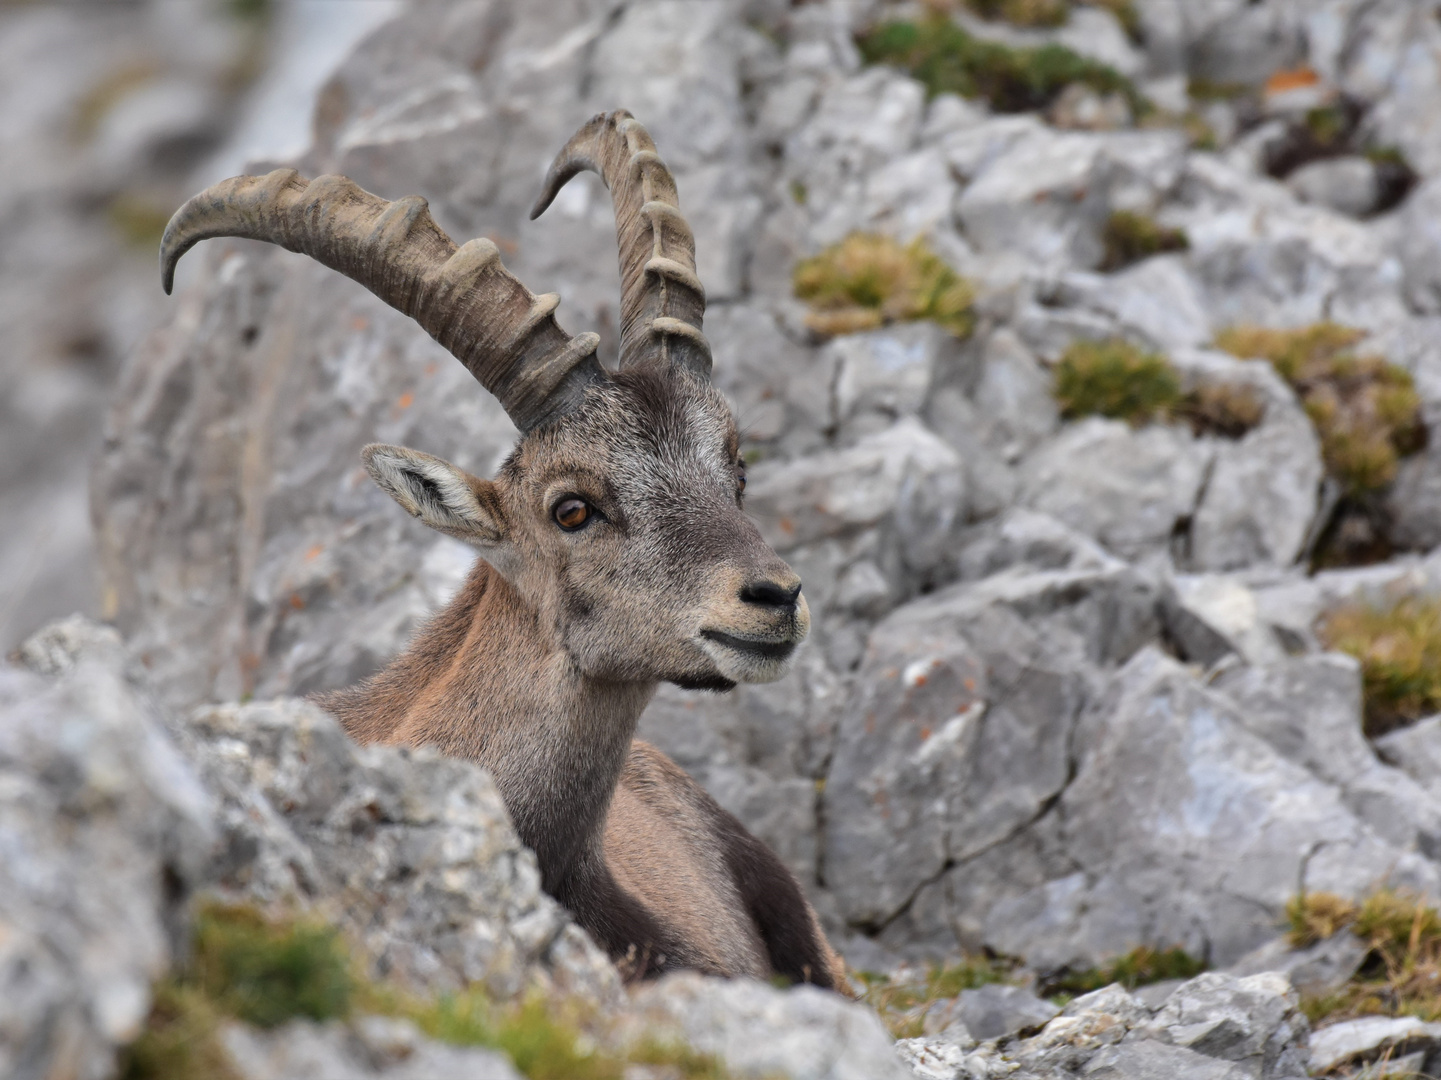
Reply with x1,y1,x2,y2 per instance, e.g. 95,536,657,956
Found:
669,672,737,692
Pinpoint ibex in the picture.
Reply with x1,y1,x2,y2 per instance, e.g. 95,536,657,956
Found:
160,111,846,989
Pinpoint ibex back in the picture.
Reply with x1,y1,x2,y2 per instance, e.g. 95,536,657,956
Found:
160,110,846,988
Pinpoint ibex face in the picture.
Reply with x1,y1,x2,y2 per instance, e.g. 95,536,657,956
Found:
363,367,808,690
158,111,807,692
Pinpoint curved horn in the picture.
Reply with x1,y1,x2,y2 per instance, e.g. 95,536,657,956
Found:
530,110,710,379
160,168,604,433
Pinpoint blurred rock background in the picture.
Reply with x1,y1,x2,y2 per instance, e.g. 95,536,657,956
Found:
16,0,1441,1077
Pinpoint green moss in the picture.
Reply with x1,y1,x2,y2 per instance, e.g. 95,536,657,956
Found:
1048,946,1207,997
793,232,975,338
789,179,808,205
1215,323,1425,496
856,957,1012,1038
1099,210,1188,271
1052,339,1182,425
1318,597,1441,738
192,903,353,1028
1186,77,1249,101
856,15,1146,115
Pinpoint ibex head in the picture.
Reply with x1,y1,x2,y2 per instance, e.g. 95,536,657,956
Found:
160,111,807,690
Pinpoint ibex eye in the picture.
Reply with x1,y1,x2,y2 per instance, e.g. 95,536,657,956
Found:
736,460,747,495
553,497,591,531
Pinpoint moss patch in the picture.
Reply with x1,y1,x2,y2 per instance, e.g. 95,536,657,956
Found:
1052,339,1183,425
1046,946,1207,998
793,233,975,338
856,14,1146,115
1215,323,1425,497
962,0,1068,28
1099,210,1188,272
1176,382,1266,439
120,902,727,1080
107,196,173,250
857,957,1012,1038
1317,596,1441,738
1287,889,1441,1026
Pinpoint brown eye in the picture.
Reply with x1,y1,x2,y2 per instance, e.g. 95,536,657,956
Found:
553,497,591,531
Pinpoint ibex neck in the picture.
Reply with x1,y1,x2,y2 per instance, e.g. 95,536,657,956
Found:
322,558,654,886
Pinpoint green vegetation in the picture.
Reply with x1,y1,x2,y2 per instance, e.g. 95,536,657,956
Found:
1285,889,1441,1025
792,233,975,338
1098,210,1188,271
856,14,1146,115
1052,339,1182,425
1052,339,1265,436
1317,596,1441,738
856,957,1012,1038
1047,946,1207,998
1215,323,1425,496
119,902,726,1080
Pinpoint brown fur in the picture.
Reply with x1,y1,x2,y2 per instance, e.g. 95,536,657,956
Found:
319,368,848,990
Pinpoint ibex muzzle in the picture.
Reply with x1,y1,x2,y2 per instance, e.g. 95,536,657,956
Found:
160,111,843,989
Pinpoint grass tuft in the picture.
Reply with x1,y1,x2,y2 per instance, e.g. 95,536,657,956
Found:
856,957,1012,1038
1286,892,1359,949
1215,323,1425,496
856,14,1146,115
117,982,239,1080
1047,946,1206,998
1052,339,1182,425
961,0,1069,28
1099,210,1188,272
1318,596,1441,738
1292,889,1441,1027
792,233,975,338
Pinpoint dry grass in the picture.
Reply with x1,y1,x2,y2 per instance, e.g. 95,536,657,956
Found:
1099,210,1188,271
856,14,1145,114
856,957,1013,1038
1215,323,1425,496
1177,382,1267,438
959,0,1069,28
792,233,975,338
1288,890,1441,1026
119,902,726,1080
1317,596,1441,738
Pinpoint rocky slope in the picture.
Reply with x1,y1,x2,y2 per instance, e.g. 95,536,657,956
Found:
15,0,1441,1076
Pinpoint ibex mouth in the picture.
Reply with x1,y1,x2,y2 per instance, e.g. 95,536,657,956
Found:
700,630,797,662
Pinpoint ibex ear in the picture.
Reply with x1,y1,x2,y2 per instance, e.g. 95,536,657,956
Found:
361,444,506,547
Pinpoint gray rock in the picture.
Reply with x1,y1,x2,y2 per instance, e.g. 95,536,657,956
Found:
220,1016,523,1080
629,973,911,1080
183,697,620,1001
1286,157,1381,218
1173,351,1323,572
829,323,961,440
825,561,1157,930
1398,177,1441,315
0,652,214,1080
1019,417,1212,563
1226,933,1368,998
1376,715,1441,799
1309,1016,1441,1076
953,984,1059,1041
1139,972,1309,1079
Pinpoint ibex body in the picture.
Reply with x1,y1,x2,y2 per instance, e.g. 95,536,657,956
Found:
161,111,845,988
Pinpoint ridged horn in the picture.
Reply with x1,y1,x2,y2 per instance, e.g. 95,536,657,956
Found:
530,110,711,379
159,168,605,433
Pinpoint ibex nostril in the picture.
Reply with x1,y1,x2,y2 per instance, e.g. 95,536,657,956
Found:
740,580,802,608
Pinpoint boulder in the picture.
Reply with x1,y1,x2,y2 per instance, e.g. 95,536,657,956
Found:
1019,417,1212,563
628,972,910,1080
1308,1016,1441,1076
1286,156,1381,218
0,648,214,1080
